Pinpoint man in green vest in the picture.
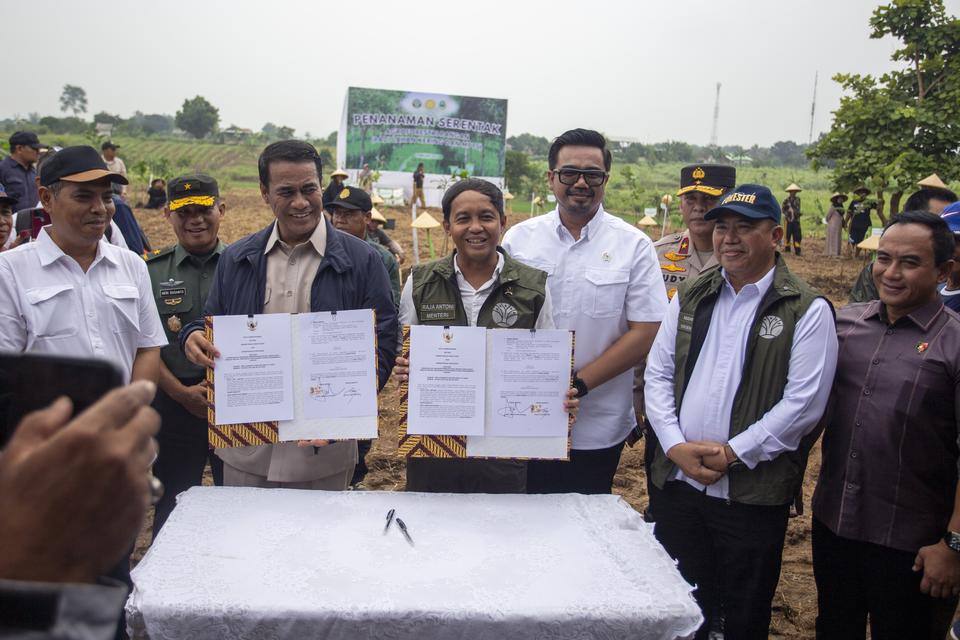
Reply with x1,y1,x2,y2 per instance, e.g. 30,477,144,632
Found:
146,174,227,535
644,184,838,639
393,178,577,493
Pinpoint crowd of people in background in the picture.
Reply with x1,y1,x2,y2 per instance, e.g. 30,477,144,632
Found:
1,127,960,640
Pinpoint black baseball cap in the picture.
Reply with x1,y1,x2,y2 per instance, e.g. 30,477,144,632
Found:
167,174,219,211
101,141,120,151
39,145,129,187
677,164,736,197
0,186,16,206
704,184,782,224
327,186,372,212
9,131,45,151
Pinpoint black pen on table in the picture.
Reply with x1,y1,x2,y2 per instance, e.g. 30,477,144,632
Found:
396,518,414,547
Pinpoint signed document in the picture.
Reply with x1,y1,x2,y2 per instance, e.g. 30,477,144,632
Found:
279,310,379,441
485,329,572,438
212,314,295,426
296,310,377,420
407,325,487,436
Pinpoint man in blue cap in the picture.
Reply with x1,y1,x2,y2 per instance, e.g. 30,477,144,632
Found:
644,184,838,639
939,201,960,312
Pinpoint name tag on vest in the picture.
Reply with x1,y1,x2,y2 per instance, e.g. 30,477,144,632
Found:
420,302,457,321
678,312,694,334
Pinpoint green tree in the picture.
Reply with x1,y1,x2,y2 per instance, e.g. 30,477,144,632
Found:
59,85,87,117
175,96,220,140
808,0,960,222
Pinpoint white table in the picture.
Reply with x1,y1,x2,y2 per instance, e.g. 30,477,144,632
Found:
126,487,701,639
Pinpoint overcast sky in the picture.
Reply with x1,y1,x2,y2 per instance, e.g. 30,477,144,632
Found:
7,0,959,147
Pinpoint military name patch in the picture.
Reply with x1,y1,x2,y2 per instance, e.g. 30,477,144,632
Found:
678,312,694,334
160,287,186,297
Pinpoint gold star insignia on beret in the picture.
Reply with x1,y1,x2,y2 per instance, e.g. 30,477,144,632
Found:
184,183,192,190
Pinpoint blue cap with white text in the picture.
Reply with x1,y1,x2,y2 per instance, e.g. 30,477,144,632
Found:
704,184,781,224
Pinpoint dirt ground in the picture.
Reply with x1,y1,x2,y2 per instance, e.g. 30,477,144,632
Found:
132,191,873,638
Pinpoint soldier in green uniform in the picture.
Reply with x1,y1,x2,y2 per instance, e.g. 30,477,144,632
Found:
638,163,735,521
147,174,226,535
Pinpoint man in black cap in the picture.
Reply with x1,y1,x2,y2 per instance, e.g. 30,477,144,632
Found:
0,145,165,385
101,141,127,199
328,186,401,307
0,131,45,209
146,174,227,534
654,164,737,299
644,184,838,639
327,185,400,488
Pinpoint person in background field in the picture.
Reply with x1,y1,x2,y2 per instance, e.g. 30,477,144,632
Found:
146,174,227,536
322,168,349,208
181,140,397,490
0,381,160,640
849,185,959,303
846,186,876,259
502,128,667,495
358,163,373,192
645,184,838,639
367,210,405,264
824,193,847,257
145,178,167,209
813,211,960,639
0,131,45,208
412,162,426,208
5,148,129,252
110,192,150,255
101,142,127,199
782,183,802,255
0,186,27,252
938,202,960,312
393,178,579,493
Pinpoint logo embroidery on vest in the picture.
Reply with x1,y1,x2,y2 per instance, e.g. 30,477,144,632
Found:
758,315,784,339
492,302,519,327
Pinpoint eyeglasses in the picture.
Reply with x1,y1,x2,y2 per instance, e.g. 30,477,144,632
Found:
552,169,608,187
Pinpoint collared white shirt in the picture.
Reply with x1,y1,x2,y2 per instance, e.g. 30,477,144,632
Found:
644,266,838,499
0,227,166,383
502,206,668,449
263,219,327,314
399,252,555,328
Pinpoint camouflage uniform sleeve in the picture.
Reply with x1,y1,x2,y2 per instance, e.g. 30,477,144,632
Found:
848,261,879,303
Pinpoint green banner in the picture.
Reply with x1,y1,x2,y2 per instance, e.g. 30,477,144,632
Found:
342,87,508,177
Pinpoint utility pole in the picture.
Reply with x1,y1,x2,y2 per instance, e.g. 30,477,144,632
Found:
709,82,721,148
808,71,818,144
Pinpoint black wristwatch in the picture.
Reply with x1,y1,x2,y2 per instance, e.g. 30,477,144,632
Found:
943,531,960,553
572,375,589,398
725,445,745,471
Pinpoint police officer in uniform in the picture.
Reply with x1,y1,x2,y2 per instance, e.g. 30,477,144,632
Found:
147,174,226,536
637,163,735,520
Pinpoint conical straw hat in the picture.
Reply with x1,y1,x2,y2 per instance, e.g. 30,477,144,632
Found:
918,173,948,189
411,211,441,229
785,183,802,193
636,215,658,227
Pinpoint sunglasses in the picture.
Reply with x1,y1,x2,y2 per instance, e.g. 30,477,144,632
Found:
552,169,608,187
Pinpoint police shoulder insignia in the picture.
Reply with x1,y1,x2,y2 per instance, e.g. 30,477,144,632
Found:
677,236,690,256
661,263,686,273
663,252,688,262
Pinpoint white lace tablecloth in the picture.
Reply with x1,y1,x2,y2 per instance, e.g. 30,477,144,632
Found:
126,487,701,640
